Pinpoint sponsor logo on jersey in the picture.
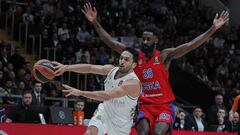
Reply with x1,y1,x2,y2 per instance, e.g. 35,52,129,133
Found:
154,56,160,64
142,81,161,91
138,59,142,65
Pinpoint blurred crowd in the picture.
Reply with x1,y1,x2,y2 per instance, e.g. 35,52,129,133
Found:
0,0,239,132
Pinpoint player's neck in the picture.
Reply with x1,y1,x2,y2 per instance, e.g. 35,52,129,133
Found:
145,50,156,61
115,69,132,79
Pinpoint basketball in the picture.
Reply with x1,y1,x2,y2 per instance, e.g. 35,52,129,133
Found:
32,59,55,83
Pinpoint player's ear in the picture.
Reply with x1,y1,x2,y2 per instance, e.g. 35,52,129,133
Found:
154,35,159,44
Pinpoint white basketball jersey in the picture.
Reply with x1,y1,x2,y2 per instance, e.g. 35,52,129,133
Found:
103,67,139,134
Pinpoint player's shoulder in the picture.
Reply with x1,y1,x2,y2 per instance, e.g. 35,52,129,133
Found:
103,64,115,74
160,48,175,60
161,48,175,54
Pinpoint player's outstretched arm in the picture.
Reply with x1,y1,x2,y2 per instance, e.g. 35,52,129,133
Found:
82,2,125,54
62,79,140,101
163,11,229,61
52,61,114,76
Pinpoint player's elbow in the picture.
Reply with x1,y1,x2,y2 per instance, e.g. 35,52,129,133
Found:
102,96,111,101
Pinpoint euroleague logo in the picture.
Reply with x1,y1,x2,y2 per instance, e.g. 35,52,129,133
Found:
58,111,66,119
0,130,8,135
159,113,170,121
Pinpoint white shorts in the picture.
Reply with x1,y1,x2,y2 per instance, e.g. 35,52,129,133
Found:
88,104,109,135
88,104,131,135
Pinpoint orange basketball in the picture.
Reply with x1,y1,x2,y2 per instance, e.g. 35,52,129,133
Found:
32,59,55,83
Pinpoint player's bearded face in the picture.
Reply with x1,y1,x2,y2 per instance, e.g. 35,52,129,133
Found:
141,32,157,54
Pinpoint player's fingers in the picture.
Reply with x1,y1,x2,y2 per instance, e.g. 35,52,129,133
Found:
223,11,229,19
86,2,90,11
66,92,73,97
220,11,225,18
81,9,87,15
62,84,72,89
53,64,62,69
221,11,226,18
224,18,229,24
55,71,63,76
54,67,62,74
62,90,72,93
51,61,60,65
88,2,92,10
214,13,218,20
93,7,97,13
84,4,88,12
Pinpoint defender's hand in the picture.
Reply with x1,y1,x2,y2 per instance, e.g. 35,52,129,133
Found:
213,10,229,30
82,2,97,23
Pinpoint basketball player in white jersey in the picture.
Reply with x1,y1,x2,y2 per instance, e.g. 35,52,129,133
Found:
53,47,141,135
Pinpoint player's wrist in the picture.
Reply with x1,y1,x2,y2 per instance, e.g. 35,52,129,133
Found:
92,19,99,26
211,25,218,31
65,65,70,71
77,90,83,96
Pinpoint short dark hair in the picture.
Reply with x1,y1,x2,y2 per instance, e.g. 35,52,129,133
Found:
143,24,161,38
32,80,42,85
215,93,224,98
123,47,138,62
22,90,32,96
74,99,85,105
193,106,202,112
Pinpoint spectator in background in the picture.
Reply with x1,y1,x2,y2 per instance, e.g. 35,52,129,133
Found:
173,110,186,130
9,47,26,73
7,71,17,87
184,106,208,131
64,33,77,51
0,79,20,104
208,108,229,132
227,112,240,132
76,25,90,44
17,81,26,92
22,7,34,24
207,94,227,125
23,72,32,90
229,95,240,122
0,70,4,87
74,99,85,112
0,47,10,68
73,99,85,126
0,107,5,123
99,46,109,65
5,90,46,123
0,61,3,72
58,23,70,42
31,81,45,106
75,46,90,64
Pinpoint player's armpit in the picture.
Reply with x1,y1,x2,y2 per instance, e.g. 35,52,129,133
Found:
121,79,141,98
105,79,141,100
